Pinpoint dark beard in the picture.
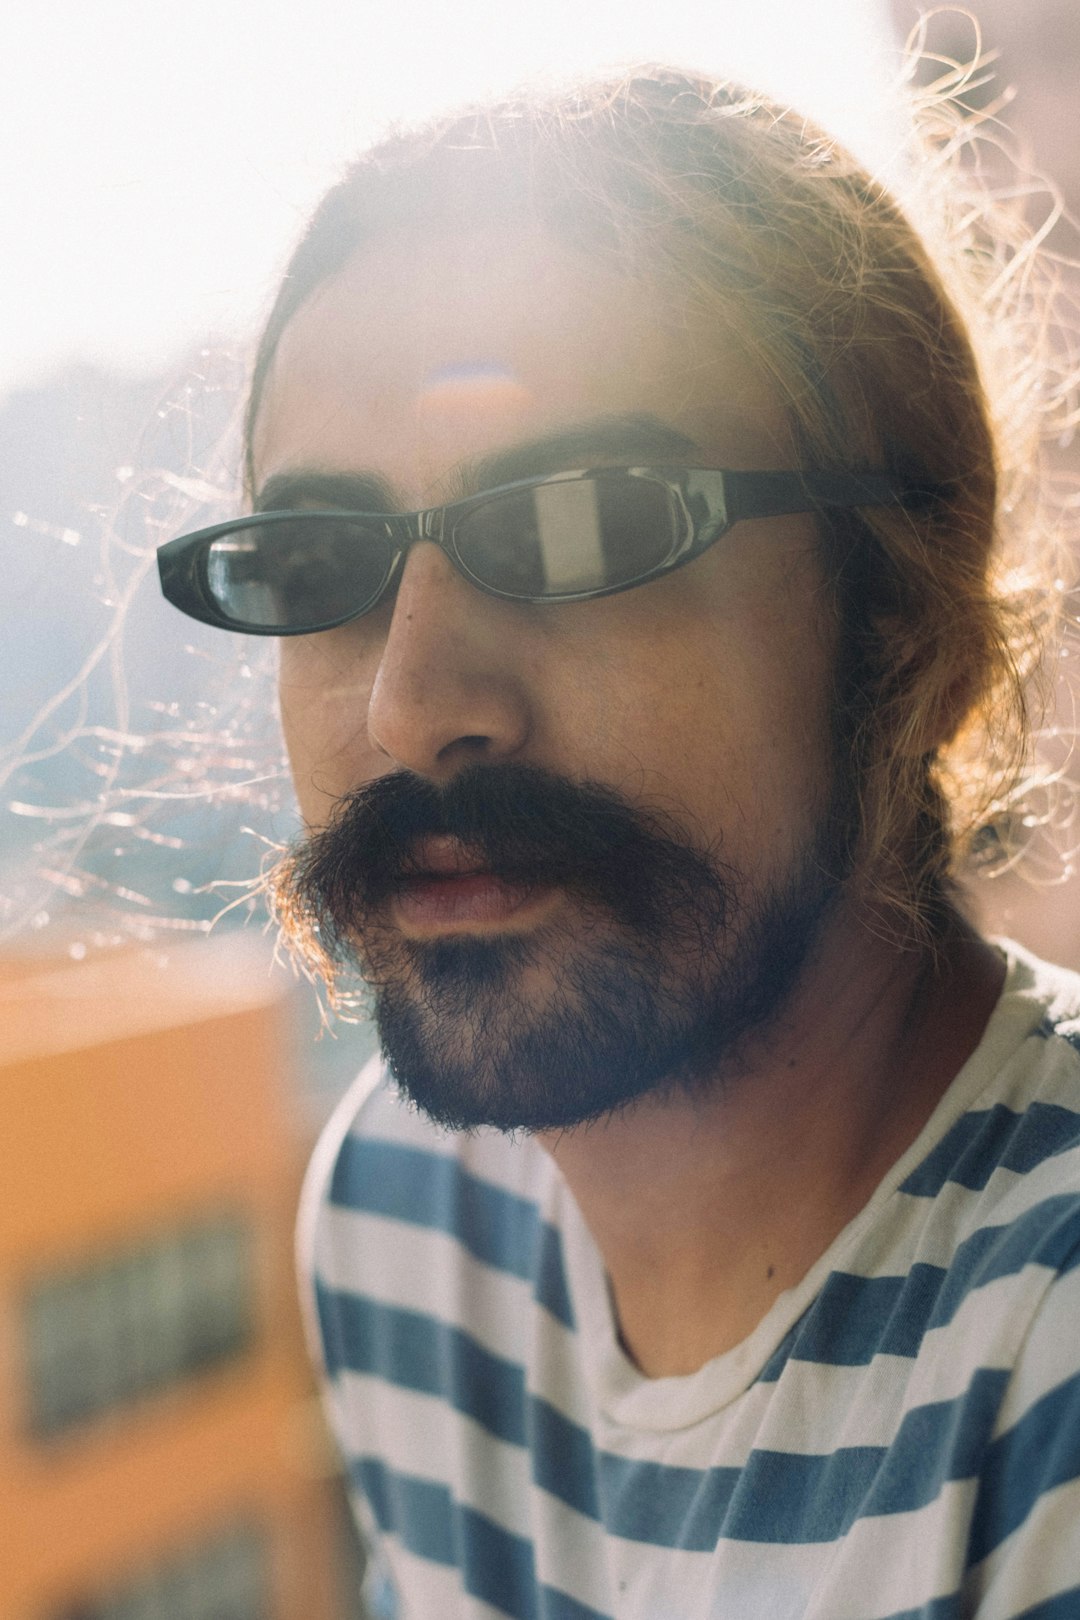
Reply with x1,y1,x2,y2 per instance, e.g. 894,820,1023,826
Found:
272,762,857,1133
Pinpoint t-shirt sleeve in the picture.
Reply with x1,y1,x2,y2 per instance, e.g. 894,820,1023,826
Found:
295,1057,403,1619
966,1253,1080,1618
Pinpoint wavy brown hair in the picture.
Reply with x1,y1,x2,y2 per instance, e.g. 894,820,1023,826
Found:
244,65,1073,941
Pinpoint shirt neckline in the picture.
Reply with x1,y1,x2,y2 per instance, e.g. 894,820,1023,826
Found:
552,941,1061,1433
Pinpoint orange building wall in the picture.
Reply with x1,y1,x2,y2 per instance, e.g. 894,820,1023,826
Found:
0,936,346,1620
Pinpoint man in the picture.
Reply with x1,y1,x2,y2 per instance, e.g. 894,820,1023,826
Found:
158,70,1080,1619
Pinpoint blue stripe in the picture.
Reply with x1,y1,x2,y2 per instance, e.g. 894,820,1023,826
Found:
759,1319,802,1383
319,1281,602,1519
786,1197,1080,1370
326,1133,1080,1380
353,1458,612,1620
598,1374,1007,1547
549,1438,891,1550
351,1450,1080,1619
354,1457,539,1618
598,1453,738,1549
357,1459,458,1566
969,1369,1080,1563
320,1283,766,1542
323,1274,1018,1543
870,1591,1080,1620
528,1394,601,1519
1011,1593,1080,1619
900,1101,1080,1197
320,1265,1067,1546
317,1281,528,1445
329,1135,575,1327
858,1368,1009,1520
537,1590,613,1620
789,1268,943,1366
829,1584,1080,1620
869,1597,962,1620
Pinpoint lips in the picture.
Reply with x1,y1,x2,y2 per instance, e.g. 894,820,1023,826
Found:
393,836,554,935
401,835,491,878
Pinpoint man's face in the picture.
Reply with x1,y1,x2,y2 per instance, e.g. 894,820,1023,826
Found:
254,221,853,1130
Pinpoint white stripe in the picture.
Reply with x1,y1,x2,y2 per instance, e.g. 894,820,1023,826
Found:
610,1532,835,1620
313,1205,594,1427
890,1262,1059,1409
626,1261,1063,1467
964,1140,1080,1226
374,1537,468,1619
995,1033,1080,1111
315,1194,1073,1475
801,1477,979,1619
334,1369,533,1534
297,952,1080,1620
991,1263,1080,1438
860,1141,1080,1276
315,1202,537,1340
333,1369,617,1617
967,1475,1080,1619
297,1053,386,1372
351,1077,552,1205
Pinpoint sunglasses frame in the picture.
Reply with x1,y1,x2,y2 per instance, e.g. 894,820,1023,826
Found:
156,463,930,636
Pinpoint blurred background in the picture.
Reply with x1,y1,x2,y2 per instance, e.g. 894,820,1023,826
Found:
1,3,1077,1617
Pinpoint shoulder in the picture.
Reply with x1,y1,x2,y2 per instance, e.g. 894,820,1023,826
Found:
883,944,1080,1433
295,1055,571,1374
904,943,1080,1207
963,1232,1080,1611
298,1052,555,1232
902,946,1080,1313
797,946,1080,1391
995,940,1080,1055
1021,946,1080,1078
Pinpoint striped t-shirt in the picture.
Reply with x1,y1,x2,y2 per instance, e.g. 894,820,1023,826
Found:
299,942,1080,1619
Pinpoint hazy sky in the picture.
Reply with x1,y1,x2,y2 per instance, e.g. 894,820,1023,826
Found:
5,0,900,398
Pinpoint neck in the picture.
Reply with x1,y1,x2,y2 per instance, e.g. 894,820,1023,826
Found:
536,898,1005,1378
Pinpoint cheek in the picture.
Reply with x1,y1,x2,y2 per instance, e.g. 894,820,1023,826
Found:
277,632,381,817
555,573,837,852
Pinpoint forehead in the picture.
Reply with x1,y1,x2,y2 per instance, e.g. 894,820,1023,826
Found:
252,222,796,503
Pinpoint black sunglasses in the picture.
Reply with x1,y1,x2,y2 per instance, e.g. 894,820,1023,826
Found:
157,464,929,637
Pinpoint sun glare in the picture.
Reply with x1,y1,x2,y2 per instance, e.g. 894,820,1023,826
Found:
3,0,898,395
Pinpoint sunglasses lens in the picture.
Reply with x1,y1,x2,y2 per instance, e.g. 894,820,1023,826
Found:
204,516,395,631
455,474,678,598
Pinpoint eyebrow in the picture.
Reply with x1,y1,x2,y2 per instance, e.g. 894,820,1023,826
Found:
253,413,706,514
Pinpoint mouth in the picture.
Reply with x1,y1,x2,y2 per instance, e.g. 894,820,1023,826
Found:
391,836,560,937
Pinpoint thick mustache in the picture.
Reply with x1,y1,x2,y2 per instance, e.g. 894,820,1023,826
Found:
277,762,734,963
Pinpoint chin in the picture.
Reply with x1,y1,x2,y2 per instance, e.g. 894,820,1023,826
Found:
367,883,835,1135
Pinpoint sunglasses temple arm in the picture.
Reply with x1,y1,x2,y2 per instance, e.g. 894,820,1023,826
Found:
722,469,930,524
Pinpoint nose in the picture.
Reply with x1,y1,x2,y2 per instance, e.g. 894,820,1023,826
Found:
366,541,532,778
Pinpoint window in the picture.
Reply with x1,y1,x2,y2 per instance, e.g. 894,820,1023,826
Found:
49,1520,269,1620
23,1215,254,1438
